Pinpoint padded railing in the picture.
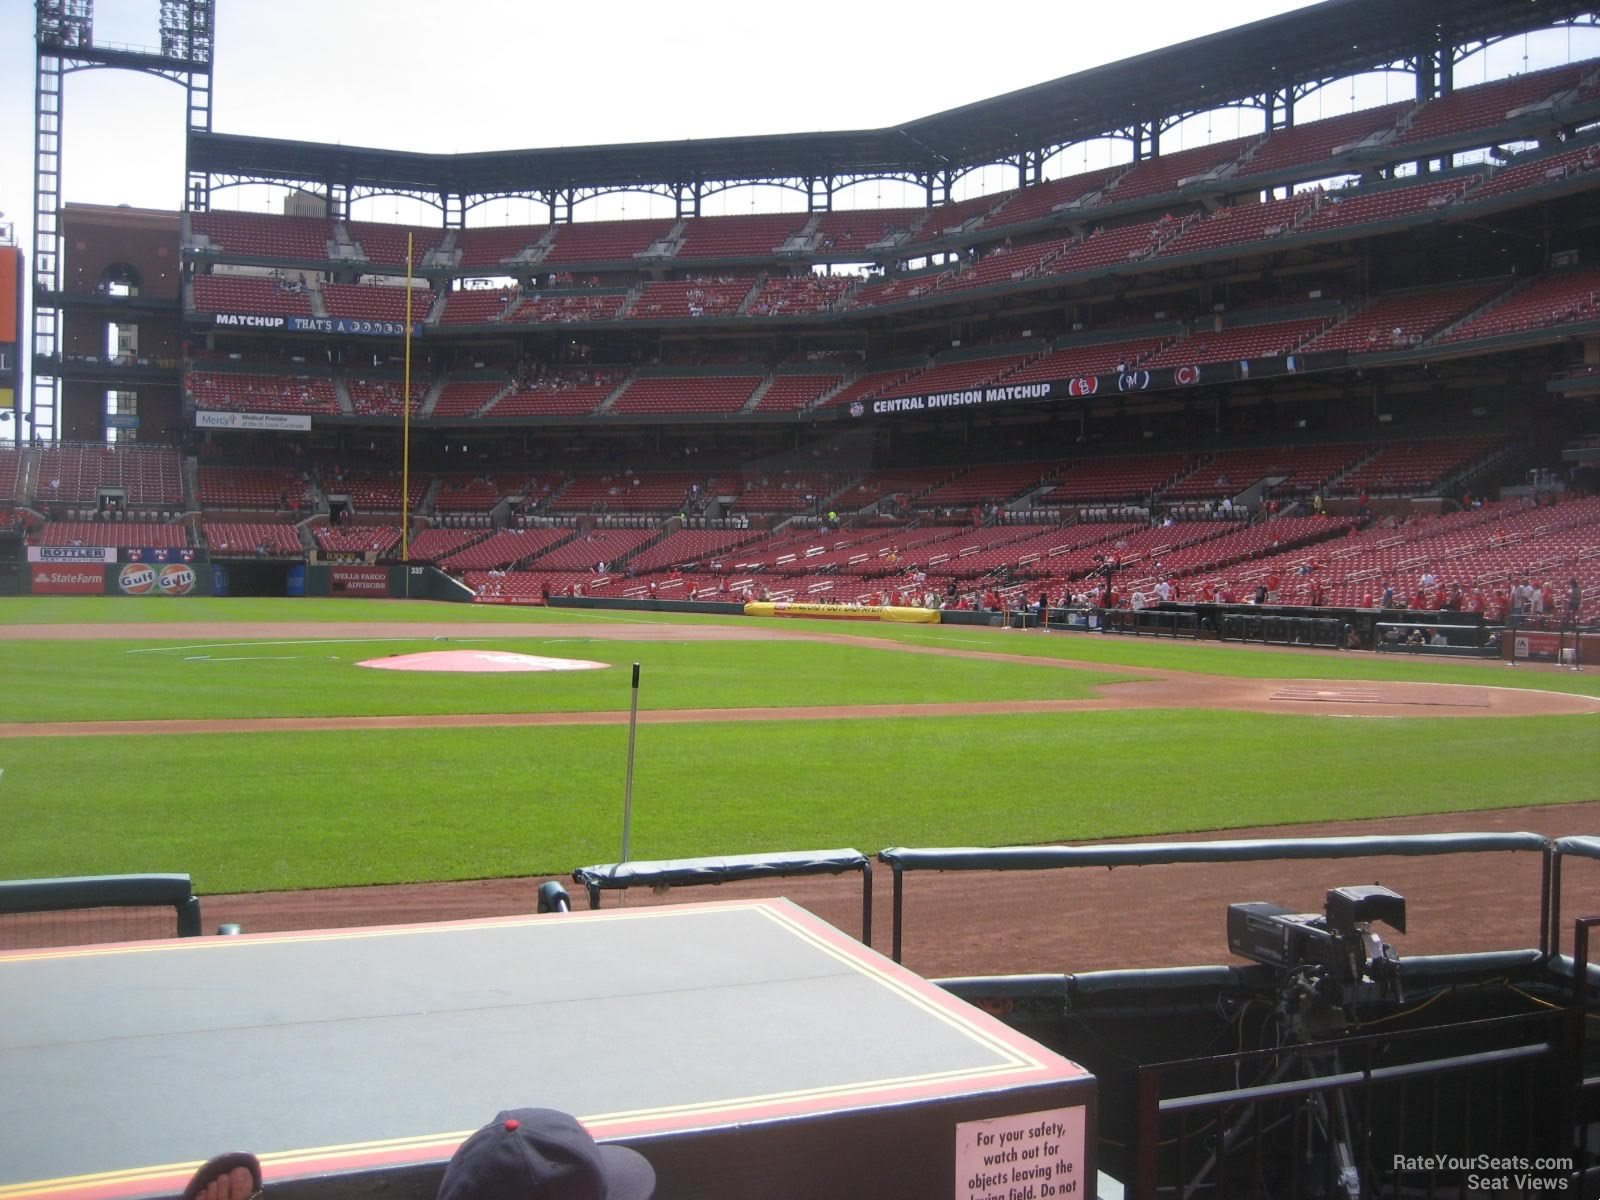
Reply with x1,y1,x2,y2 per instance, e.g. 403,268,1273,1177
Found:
877,833,1554,963
573,848,872,942
0,873,203,939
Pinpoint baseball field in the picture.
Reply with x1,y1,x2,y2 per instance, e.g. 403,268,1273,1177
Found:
2,596,1596,916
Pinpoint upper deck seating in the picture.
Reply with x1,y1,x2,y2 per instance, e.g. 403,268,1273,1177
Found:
1436,266,1600,343
1233,102,1410,179
626,279,754,320
677,213,808,259
1143,317,1330,367
192,275,313,316
1303,282,1508,352
190,211,332,260
321,283,432,323
485,368,630,417
187,372,339,415
541,219,675,266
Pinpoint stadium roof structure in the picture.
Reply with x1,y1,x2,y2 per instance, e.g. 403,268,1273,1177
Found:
193,0,1599,208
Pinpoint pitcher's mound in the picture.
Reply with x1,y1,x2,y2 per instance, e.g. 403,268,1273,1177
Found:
357,651,609,673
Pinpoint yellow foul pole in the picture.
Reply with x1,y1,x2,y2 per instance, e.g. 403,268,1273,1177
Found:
401,232,414,562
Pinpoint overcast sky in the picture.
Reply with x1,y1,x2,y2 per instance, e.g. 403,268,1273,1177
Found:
2,2,1596,265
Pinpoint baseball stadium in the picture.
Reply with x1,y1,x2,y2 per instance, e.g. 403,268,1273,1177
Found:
5,1,1600,1197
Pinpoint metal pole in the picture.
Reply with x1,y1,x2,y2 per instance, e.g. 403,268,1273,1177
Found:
621,662,641,862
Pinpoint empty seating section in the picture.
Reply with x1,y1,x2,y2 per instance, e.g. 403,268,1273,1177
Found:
1234,102,1410,178
919,462,1056,506
542,219,675,265
820,365,927,409
1043,453,1197,502
988,166,1124,228
841,272,951,308
627,279,753,319
34,446,183,505
1157,194,1317,256
432,379,510,418
1393,62,1589,146
752,373,845,412
628,529,762,573
346,221,443,266
0,447,20,501
346,378,421,417
1143,317,1329,367
190,211,331,260
1041,219,1170,276
550,473,703,512
197,466,310,509
941,238,1075,293
507,292,629,323
405,528,483,562
877,355,1032,400
1105,135,1257,202
1164,444,1369,500
608,375,762,416
440,528,570,571
1002,336,1169,384
326,473,428,511
440,290,514,324
732,472,839,510
1304,282,1508,352
1473,143,1600,201
1298,177,1473,233
529,529,655,570
321,283,432,323
486,369,629,417
433,474,534,512
313,524,401,555
903,193,1006,247
678,213,807,258
203,522,302,555
747,275,853,315
42,521,188,548
812,209,925,256
838,468,952,507
187,372,339,414
1438,266,1600,342
192,275,313,316
1331,437,1503,495
1138,516,1358,577
456,226,546,267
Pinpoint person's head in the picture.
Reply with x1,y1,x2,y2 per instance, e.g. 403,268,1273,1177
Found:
438,1110,655,1200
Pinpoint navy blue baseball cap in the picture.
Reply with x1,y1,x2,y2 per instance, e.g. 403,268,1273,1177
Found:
437,1109,655,1200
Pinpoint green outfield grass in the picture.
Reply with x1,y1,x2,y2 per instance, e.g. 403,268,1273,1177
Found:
0,635,1125,721
0,595,1595,896
0,712,1590,894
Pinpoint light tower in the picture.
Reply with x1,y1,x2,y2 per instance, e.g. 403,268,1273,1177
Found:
32,0,213,444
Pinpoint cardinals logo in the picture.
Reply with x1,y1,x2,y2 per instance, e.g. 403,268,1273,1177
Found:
1067,376,1099,397
1174,365,1201,386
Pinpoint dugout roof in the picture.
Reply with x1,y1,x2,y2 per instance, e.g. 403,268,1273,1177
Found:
188,0,1600,199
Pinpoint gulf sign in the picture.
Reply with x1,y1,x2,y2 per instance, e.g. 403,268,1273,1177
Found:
115,562,197,596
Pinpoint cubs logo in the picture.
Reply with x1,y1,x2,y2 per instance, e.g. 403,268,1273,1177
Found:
118,563,156,595
158,564,196,596
1174,365,1201,386
1117,371,1151,392
1067,376,1099,397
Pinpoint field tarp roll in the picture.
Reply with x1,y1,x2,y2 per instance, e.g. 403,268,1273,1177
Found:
744,601,939,623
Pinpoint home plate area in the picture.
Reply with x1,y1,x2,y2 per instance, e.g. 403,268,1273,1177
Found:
1270,683,1489,708
356,650,610,673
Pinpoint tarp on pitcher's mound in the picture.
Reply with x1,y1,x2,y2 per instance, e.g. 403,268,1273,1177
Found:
356,650,609,673
744,601,940,623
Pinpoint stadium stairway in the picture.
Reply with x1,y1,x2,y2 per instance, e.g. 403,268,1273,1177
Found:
308,281,329,319
736,273,767,316
742,375,775,412
418,377,447,418
332,379,355,415
1428,276,1535,344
